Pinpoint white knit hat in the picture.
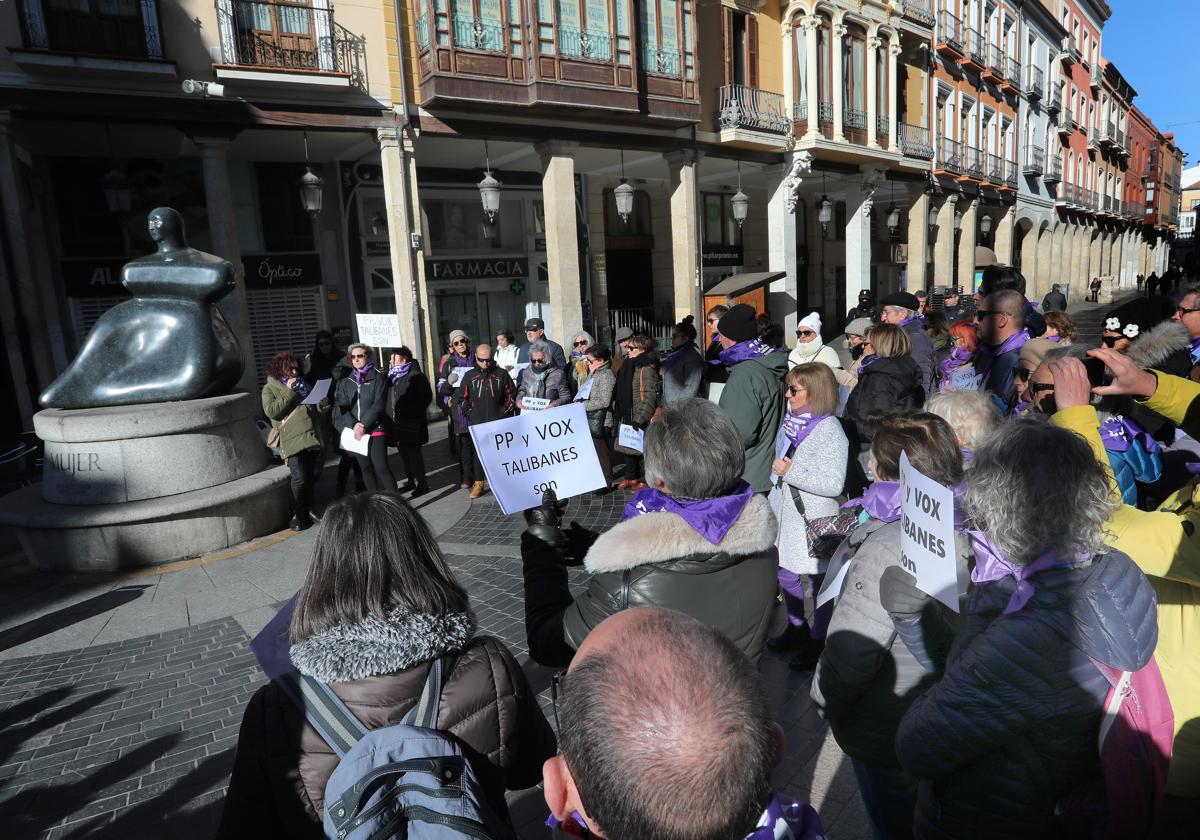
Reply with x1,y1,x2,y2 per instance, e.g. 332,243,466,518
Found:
797,311,822,333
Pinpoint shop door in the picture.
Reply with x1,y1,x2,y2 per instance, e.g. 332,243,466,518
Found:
431,280,526,353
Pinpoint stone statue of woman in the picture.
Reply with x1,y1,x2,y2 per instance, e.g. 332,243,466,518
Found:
40,207,245,408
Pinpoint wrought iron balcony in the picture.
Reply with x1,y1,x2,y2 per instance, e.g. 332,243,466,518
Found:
1004,160,1018,189
817,101,834,125
1005,58,1021,91
965,146,985,180
843,108,867,131
1045,86,1061,113
1027,66,1043,99
1103,195,1113,213
642,46,681,77
793,100,808,123
19,0,165,59
1044,154,1063,183
1061,34,1079,64
938,137,964,175
215,0,366,84
965,28,985,68
936,11,963,56
1099,121,1115,147
985,44,1005,79
1090,62,1102,88
557,25,613,61
1023,144,1044,176
1088,133,1101,152
877,114,889,139
986,152,1003,183
717,85,790,135
904,0,935,27
899,124,934,159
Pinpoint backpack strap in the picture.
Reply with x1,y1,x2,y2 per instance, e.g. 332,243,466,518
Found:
275,670,369,759
402,655,457,729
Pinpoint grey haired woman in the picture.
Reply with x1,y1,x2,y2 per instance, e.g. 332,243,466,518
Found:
516,340,569,411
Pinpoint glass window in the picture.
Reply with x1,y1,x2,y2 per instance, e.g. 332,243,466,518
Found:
701,193,742,246
257,163,316,252
424,197,524,254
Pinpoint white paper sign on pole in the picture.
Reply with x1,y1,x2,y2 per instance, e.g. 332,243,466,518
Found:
468,402,606,515
339,426,370,456
617,424,644,453
899,451,961,612
355,313,404,348
573,378,594,401
521,397,551,411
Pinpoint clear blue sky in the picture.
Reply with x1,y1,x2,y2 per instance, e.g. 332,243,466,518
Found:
1101,0,1198,167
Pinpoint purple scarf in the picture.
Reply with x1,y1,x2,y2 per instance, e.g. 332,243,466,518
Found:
968,530,1087,615
899,314,925,328
745,792,825,840
351,362,375,385
286,377,310,399
1190,336,1200,365
718,338,777,367
856,353,879,376
1098,415,1156,454
845,480,903,523
975,329,1030,377
1047,334,1063,344
939,344,974,384
387,362,412,384
781,410,830,449
624,481,755,545
448,351,472,367
662,344,696,372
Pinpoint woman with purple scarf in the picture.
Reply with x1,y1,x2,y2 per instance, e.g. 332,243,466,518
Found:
766,363,848,671
661,316,704,406
811,411,969,840
263,351,326,530
333,344,397,493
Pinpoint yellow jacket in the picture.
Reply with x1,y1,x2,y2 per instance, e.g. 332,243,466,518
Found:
1052,373,1200,796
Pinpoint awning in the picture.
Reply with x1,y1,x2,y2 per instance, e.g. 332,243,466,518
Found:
704,271,785,297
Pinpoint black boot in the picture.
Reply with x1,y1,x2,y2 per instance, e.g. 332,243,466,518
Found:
410,483,429,498
398,479,416,493
788,637,826,672
767,623,811,653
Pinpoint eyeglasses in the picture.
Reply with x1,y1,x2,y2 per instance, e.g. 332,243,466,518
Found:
1014,367,1034,382
350,353,366,359
796,330,817,338
1101,335,1119,348
1177,305,1200,317
975,309,998,319
531,358,546,365
573,340,589,347
452,339,468,346
1027,382,1055,394
786,385,806,396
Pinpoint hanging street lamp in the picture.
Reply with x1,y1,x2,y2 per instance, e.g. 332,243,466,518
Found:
614,149,635,223
297,131,323,216
479,139,501,222
731,160,749,227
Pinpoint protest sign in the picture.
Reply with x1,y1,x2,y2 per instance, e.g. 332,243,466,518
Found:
949,369,984,391
617,424,644,453
521,397,551,411
339,427,370,456
450,366,474,387
573,378,594,401
899,451,961,611
469,402,605,514
302,378,331,405
355,313,403,348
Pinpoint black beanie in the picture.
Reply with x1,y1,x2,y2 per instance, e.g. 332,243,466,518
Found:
717,303,760,343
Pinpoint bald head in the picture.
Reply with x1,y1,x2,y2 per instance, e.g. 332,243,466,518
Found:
556,608,775,840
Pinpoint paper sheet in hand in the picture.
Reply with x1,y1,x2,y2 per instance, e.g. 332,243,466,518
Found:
450,366,474,386
948,370,984,391
522,397,551,411
339,426,371,456
469,402,605,514
573,378,594,401
617,424,644,453
899,451,961,611
302,378,331,405
816,539,854,608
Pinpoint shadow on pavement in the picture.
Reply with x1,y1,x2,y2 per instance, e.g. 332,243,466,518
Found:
0,585,150,653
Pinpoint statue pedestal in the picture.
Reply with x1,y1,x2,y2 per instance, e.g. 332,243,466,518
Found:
0,394,290,572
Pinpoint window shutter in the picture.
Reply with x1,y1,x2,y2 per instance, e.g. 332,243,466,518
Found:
748,16,759,89
723,8,734,87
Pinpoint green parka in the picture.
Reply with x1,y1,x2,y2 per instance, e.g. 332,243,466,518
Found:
262,376,322,460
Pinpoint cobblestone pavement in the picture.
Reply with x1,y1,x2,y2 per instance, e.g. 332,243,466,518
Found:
0,293,1128,839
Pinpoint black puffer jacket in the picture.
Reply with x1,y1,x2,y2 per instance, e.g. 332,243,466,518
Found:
896,550,1157,840
333,366,391,436
522,495,780,666
843,356,925,446
388,362,432,446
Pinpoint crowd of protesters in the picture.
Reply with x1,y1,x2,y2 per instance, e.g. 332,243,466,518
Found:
239,263,1200,840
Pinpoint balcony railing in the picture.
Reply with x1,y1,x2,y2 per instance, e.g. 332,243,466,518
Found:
937,11,963,53
793,100,807,123
19,0,165,58
965,146,985,179
1004,160,1018,189
1027,65,1043,98
904,0,935,27
876,114,889,139
1103,195,1113,213
1023,144,1044,176
1045,87,1061,112
986,153,1003,183
845,108,868,131
1088,133,1101,152
938,137,964,174
642,46,682,77
966,28,984,66
986,44,1006,78
818,101,834,125
1007,57,1021,88
1061,34,1079,63
1090,62,1102,88
899,124,933,159
556,25,613,61
217,0,367,83
1128,201,1143,218
1044,155,1063,182
452,15,504,51
717,84,790,135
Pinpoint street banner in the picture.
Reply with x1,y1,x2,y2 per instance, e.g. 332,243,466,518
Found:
617,424,644,453
899,451,961,611
355,313,403,348
469,403,605,514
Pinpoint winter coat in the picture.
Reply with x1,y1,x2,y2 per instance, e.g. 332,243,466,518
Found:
903,320,936,395
613,353,660,454
333,367,390,436
718,350,791,492
517,337,568,371
521,494,780,666
661,345,704,406
495,343,520,372
787,338,844,376
217,617,557,839
579,363,616,435
262,376,322,460
1054,387,1200,797
842,356,925,446
1041,290,1067,312
436,353,473,433
767,416,848,575
811,519,971,769
516,365,570,410
387,363,432,446
941,300,975,325
457,367,516,426
896,548,1156,840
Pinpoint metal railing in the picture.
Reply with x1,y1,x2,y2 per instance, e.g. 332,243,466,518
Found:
937,11,963,52
1100,121,1115,144
1085,188,1096,211
1007,57,1021,87
986,44,1006,77
1103,195,1113,213
1023,144,1044,175
24,0,165,57
1045,86,1061,112
986,153,1003,183
556,25,613,61
900,123,934,159
938,137,964,174
1027,65,1043,98
1090,62,1102,87
1061,34,1079,62
904,0,935,27
217,1,367,84
965,145,985,179
1005,160,1018,188
845,108,868,130
966,28,984,65
818,101,834,124
1044,155,1063,182
793,100,808,122
1060,108,1075,132
1127,201,1143,218
717,84,790,134
642,46,681,77
452,15,505,52
877,114,889,138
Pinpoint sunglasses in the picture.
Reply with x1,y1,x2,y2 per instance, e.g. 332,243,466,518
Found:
452,339,468,346
786,385,806,396
350,353,366,359
975,309,999,319
1101,335,1119,348
1027,382,1055,394
1015,367,1033,382
796,330,817,338
574,340,589,347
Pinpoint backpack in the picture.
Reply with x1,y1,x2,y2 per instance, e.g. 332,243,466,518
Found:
1057,656,1174,839
279,658,516,840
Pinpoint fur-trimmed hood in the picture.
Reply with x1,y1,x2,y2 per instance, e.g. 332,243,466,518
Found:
583,494,777,573
1126,320,1190,370
290,609,476,682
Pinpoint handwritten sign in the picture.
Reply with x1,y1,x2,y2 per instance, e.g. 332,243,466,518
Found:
573,378,595,401
355,313,403,348
617,424,644,453
469,403,605,514
948,369,984,391
899,451,961,612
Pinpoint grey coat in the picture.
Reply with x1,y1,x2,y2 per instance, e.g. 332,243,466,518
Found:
579,363,615,432
811,518,971,769
516,365,569,409
661,345,704,406
903,319,936,396
768,417,848,575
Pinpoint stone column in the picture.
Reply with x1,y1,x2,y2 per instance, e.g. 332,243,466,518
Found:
767,151,813,336
0,112,55,392
537,141,583,343
957,198,979,292
664,149,700,325
1068,223,1083,289
832,23,848,142
803,17,820,140
907,190,931,291
378,127,425,367
933,194,959,288
867,34,881,149
993,206,1016,265
888,41,901,145
845,168,882,300
194,135,257,395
